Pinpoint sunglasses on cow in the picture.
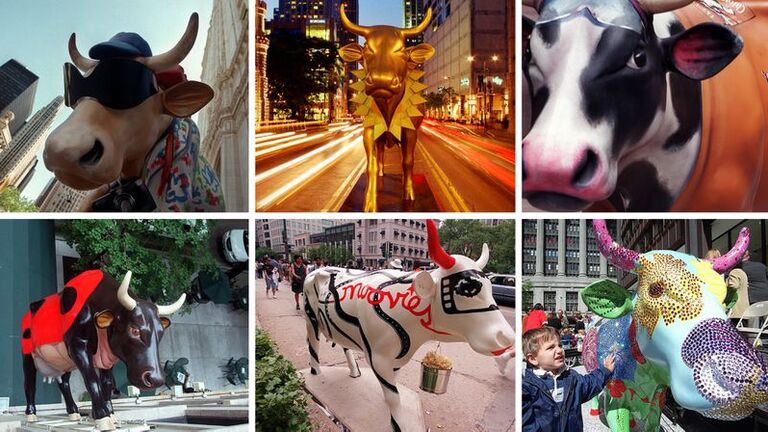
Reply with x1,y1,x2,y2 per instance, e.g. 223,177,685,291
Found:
64,58,158,110
440,270,499,315
538,0,647,34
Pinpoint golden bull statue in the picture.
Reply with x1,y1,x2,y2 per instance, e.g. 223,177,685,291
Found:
339,4,435,212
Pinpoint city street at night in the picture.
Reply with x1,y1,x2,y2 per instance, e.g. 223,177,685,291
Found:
255,119,514,212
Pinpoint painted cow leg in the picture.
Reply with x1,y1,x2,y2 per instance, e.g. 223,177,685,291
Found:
606,407,632,432
307,320,321,375
401,129,416,202
57,372,81,420
68,339,114,430
99,369,116,416
371,354,406,432
343,348,361,378
377,138,385,177
363,127,378,212
22,353,38,422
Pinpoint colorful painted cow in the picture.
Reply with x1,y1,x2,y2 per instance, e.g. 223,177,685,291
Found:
303,220,514,431
44,13,224,212
21,270,185,431
338,5,435,212
522,0,768,211
580,220,768,431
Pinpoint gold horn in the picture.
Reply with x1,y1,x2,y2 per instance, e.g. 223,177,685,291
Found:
340,4,370,37
401,8,433,37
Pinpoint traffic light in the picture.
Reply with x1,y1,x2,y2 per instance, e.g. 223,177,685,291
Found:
380,242,388,258
388,242,393,257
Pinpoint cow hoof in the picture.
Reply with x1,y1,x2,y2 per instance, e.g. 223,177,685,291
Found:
310,368,319,375
95,416,116,431
350,371,361,378
68,413,81,421
26,414,37,423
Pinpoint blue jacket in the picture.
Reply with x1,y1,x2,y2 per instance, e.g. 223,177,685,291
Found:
522,366,612,432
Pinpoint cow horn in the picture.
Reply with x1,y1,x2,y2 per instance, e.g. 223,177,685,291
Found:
340,3,370,37
68,33,98,71
139,13,199,72
401,7,432,37
592,220,639,271
712,227,750,273
117,271,137,311
157,293,186,316
476,243,489,269
637,0,695,14
427,219,456,268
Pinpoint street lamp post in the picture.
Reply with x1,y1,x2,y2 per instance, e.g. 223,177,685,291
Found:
467,54,499,129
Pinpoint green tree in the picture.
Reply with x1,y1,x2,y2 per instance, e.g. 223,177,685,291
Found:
267,31,339,120
0,187,37,212
254,247,277,260
59,220,218,309
522,280,534,311
438,220,514,273
306,244,353,266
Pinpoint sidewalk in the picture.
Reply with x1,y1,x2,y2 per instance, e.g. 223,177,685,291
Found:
255,278,515,431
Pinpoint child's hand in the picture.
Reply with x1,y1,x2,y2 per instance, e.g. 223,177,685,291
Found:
603,354,616,372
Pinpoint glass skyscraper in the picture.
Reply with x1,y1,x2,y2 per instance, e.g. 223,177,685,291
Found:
0,59,39,135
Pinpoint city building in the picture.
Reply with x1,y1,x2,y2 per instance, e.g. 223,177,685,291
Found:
255,0,270,125
256,219,335,258
273,0,334,40
421,0,509,124
197,0,249,212
328,0,358,46
35,178,89,212
403,0,425,45
522,220,618,313
311,222,356,256
354,219,430,269
0,96,62,191
507,0,513,132
0,111,14,153
0,59,38,135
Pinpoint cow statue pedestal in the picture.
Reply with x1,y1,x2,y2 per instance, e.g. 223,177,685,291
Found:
300,367,426,432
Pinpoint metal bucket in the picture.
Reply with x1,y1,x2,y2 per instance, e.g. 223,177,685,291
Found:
420,363,452,394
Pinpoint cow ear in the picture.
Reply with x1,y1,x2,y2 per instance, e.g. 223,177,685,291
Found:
95,310,114,329
407,43,435,64
162,81,215,117
580,279,633,319
339,43,364,63
662,23,743,80
413,271,436,299
159,317,171,329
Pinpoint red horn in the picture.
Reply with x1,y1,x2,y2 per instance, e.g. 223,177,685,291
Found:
427,219,455,268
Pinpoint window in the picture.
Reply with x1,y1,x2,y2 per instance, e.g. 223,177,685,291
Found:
544,291,556,312
566,292,579,312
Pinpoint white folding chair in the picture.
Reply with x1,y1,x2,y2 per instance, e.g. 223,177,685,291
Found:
735,300,768,347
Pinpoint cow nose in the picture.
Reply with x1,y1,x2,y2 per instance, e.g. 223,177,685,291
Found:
79,140,104,167
141,371,164,388
497,329,514,348
572,149,599,188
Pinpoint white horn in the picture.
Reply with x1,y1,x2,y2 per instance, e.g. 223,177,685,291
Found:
68,33,98,71
157,293,186,316
117,271,137,311
638,0,694,14
138,13,199,72
477,243,489,269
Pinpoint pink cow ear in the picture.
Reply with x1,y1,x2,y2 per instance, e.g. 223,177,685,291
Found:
663,22,743,81
407,43,435,64
413,271,435,299
339,43,364,63
162,81,215,117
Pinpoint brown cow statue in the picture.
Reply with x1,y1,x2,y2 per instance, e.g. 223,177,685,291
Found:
338,5,435,212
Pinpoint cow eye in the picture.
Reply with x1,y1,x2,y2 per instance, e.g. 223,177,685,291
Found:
648,281,665,298
627,48,646,70
455,275,482,298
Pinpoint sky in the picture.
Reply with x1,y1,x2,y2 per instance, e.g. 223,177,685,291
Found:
0,0,214,201
264,0,403,27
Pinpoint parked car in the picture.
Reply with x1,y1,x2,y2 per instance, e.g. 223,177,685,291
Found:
490,273,515,307
223,229,248,263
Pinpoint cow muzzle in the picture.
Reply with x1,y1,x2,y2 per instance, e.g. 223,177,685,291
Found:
679,318,768,419
523,137,614,211
365,73,403,98
137,370,165,390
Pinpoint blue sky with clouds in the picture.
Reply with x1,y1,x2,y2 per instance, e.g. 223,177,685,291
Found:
0,0,213,201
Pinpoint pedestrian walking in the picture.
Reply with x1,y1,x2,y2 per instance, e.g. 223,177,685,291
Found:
290,255,307,310
263,256,278,298
524,304,547,333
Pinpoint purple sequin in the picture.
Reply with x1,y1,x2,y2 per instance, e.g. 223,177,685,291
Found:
711,227,750,273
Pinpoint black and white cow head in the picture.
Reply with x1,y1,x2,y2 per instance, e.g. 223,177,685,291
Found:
522,0,743,211
411,220,514,356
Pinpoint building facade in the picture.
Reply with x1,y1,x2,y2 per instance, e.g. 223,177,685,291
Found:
354,219,430,269
35,178,89,212
403,0,425,45
256,219,335,257
198,0,249,212
0,96,62,190
422,0,509,123
256,0,270,125
0,111,14,153
507,0,513,132
522,219,617,313
0,59,38,135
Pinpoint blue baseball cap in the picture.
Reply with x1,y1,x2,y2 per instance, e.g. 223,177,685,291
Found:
89,32,153,60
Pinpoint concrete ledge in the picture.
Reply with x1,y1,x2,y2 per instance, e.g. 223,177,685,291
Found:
300,367,426,432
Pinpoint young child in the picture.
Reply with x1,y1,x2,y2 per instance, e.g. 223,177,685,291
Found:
522,326,615,432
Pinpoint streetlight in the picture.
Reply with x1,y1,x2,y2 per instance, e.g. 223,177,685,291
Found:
467,54,499,128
